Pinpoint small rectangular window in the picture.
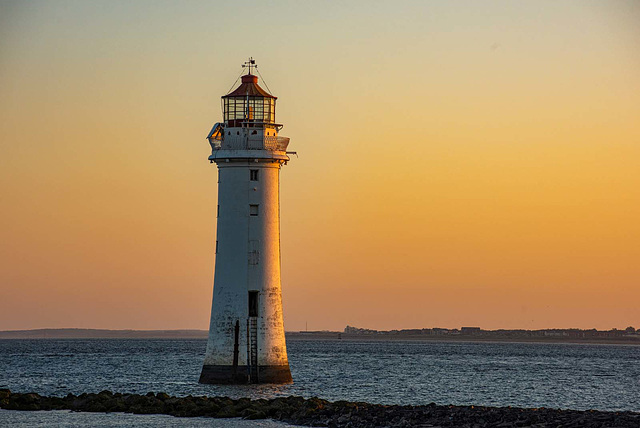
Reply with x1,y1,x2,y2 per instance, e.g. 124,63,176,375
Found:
248,291,259,317
249,204,259,216
250,169,259,181
215,240,218,254
217,204,220,217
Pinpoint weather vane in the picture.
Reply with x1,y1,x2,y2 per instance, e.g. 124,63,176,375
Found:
242,57,256,74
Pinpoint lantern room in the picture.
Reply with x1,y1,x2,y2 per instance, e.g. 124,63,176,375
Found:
222,75,277,128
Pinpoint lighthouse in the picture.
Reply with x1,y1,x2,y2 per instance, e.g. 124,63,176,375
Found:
200,59,293,384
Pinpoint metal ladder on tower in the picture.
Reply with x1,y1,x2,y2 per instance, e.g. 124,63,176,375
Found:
248,317,259,383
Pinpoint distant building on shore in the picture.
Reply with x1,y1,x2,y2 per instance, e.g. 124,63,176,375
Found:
340,325,639,341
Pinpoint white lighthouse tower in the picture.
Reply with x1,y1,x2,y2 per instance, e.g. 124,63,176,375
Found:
200,59,293,384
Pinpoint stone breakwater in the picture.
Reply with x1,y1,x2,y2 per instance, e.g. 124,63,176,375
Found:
1,390,638,427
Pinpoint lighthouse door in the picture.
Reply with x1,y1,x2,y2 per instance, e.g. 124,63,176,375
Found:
248,291,259,383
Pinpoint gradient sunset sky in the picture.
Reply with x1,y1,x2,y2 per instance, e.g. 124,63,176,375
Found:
1,1,639,331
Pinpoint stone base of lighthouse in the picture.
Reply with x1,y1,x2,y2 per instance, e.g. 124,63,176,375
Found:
199,364,292,385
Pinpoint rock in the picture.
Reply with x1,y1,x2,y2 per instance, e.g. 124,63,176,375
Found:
242,408,267,420
1,391,639,427
156,392,170,401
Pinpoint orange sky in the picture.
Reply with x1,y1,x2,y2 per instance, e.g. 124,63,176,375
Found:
1,1,639,331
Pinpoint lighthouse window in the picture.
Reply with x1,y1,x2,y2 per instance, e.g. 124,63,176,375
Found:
249,204,259,216
250,169,259,181
248,291,259,317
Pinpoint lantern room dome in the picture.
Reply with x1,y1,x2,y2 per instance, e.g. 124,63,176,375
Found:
223,74,276,99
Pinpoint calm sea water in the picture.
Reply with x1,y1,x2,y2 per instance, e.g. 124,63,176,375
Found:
1,339,638,419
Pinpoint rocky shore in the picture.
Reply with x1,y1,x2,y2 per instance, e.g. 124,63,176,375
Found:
1,389,638,427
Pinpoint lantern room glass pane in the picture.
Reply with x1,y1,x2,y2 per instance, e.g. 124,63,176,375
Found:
223,96,276,124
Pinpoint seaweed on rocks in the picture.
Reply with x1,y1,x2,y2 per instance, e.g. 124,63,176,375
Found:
1,389,638,427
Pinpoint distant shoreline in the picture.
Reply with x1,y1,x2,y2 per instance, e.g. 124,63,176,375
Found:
0,329,208,339
287,332,640,346
1,328,639,345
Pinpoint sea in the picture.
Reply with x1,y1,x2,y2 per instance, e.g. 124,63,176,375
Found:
1,339,639,426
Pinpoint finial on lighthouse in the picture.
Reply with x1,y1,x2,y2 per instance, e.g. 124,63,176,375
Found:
242,57,256,75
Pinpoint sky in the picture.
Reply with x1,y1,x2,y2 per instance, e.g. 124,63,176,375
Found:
1,0,639,331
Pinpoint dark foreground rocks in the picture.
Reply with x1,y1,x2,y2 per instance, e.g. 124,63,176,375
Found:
0,389,638,427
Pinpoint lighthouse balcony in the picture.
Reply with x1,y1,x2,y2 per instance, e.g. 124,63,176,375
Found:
210,134,290,152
